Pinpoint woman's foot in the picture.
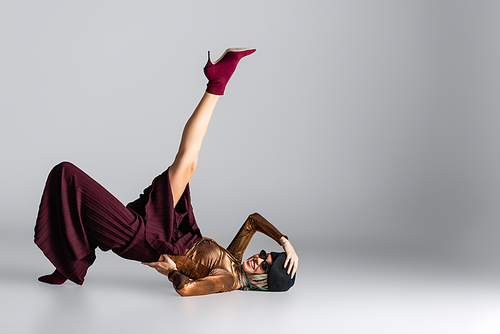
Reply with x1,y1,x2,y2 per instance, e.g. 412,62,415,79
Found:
204,48,256,95
38,269,67,285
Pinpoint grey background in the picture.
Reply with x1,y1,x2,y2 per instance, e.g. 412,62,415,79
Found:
1,1,500,333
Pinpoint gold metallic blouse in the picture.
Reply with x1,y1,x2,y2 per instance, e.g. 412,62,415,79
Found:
168,213,286,296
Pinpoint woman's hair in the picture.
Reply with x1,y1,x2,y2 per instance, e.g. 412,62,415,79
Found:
242,271,269,291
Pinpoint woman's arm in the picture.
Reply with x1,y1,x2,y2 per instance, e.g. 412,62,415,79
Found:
143,254,236,297
226,213,299,278
168,268,235,297
226,213,286,263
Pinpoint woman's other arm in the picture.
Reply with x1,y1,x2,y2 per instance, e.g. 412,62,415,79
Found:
143,255,235,296
168,268,235,297
227,213,299,277
226,213,298,278
226,213,285,262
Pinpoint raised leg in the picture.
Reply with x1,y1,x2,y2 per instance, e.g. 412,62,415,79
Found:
169,92,219,207
169,48,256,207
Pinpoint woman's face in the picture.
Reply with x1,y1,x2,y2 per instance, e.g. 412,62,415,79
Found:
242,251,273,274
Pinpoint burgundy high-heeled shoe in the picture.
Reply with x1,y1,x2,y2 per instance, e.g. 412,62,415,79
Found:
38,269,67,285
204,48,256,95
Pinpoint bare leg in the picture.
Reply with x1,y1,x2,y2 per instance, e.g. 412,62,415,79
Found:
169,92,219,207
169,48,256,206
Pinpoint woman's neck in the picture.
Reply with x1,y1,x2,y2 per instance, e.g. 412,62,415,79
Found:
237,270,248,290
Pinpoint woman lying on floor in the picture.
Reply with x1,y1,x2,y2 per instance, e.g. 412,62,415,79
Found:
34,48,298,296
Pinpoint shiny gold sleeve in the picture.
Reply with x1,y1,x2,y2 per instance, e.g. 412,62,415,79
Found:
226,213,287,263
168,268,235,297
169,255,210,279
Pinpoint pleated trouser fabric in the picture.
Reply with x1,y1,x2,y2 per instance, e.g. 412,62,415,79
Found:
34,162,161,285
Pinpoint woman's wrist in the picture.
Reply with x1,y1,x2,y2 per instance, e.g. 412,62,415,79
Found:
279,236,288,246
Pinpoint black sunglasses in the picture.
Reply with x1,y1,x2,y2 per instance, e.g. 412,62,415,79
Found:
259,249,270,274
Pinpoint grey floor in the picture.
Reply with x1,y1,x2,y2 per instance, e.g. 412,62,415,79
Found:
1,226,499,334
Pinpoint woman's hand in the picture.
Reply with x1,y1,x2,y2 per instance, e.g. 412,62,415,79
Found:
279,236,299,279
142,254,177,276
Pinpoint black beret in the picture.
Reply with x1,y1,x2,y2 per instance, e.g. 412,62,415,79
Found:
268,252,296,291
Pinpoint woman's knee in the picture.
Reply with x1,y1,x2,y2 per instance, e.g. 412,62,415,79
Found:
49,161,79,178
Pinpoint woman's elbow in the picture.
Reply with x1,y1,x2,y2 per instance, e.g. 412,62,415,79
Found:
176,288,191,297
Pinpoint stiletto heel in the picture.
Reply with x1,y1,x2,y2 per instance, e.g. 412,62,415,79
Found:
204,48,256,95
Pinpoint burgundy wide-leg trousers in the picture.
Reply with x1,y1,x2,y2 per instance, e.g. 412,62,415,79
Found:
34,162,161,285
